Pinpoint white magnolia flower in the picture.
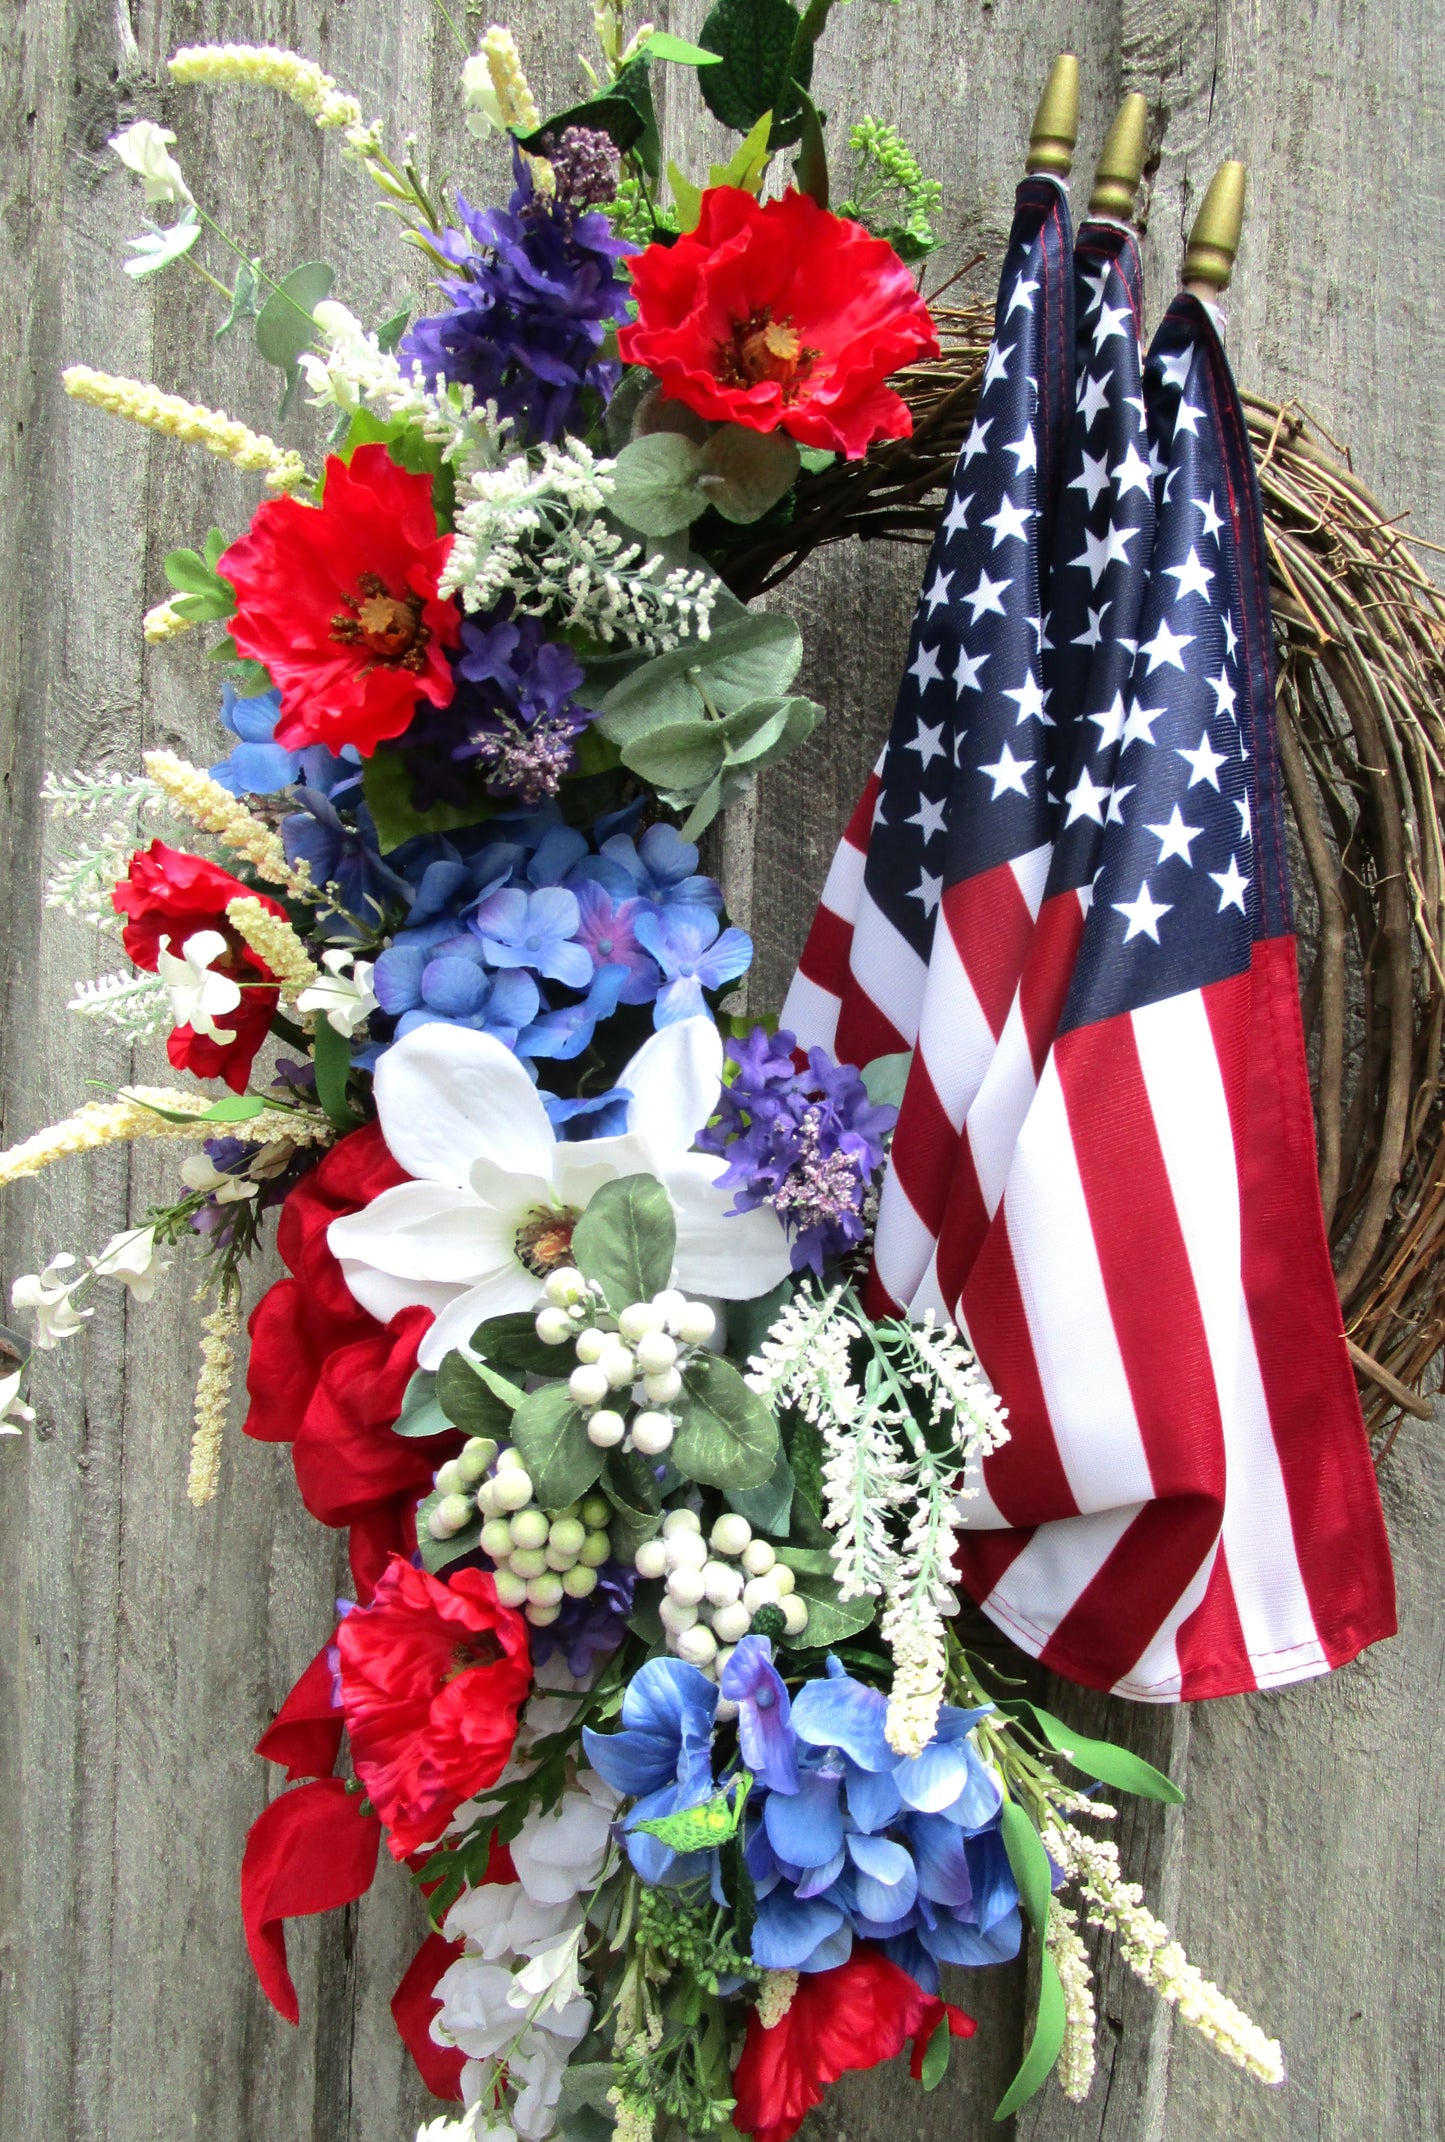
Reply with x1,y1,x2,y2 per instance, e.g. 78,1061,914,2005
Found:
507,1774,619,1906
12,1254,90,1349
328,1017,792,1372
108,119,192,205
156,930,241,1042
0,1366,34,1435
89,1224,168,1300
507,1926,585,2017
297,948,379,1037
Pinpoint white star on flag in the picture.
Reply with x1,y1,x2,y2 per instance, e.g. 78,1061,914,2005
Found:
1004,428,1038,474
1114,881,1172,943
1077,373,1111,427
943,492,973,540
1004,672,1047,725
1068,449,1111,508
907,642,942,692
1105,783,1133,825
962,568,1011,622
953,647,989,694
1079,263,1111,315
1111,441,1154,498
982,339,1014,392
908,794,949,841
1073,522,1139,587
961,417,992,465
1235,795,1252,840
1123,392,1148,424
978,741,1032,799
1064,765,1110,825
1208,667,1238,718
1222,612,1239,658
1122,699,1165,748
1178,733,1227,789
1174,397,1205,436
1146,804,1202,865
1073,602,1111,649
1196,492,1225,540
1157,345,1194,392
906,720,946,768
1139,618,1195,673
923,568,953,615
1006,272,1039,316
1089,691,1126,747
909,869,944,914
1093,301,1131,350
1211,856,1250,912
1164,547,1215,601
983,496,1032,546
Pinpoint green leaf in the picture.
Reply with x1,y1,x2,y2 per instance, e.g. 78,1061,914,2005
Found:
677,772,727,841
570,1174,676,1311
723,1278,793,1364
993,1954,1066,2120
797,445,836,473
638,30,726,64
164,536,235,607
597,610,803,747
696,426,800,525
375,307,410,353
861,1051,911,1108
361,742,497,852
610,55,662,176
719,695,817,770
1012,1702,1186,1804
521,95,645,159
621,721,725,792
124,210,203,280
417,1487,484,1573
708,109,775,191
777,1556,875,1647
609,432,707,538
392,1369,454,1440
723,1446,794,1534
919,2013,951,2092
311,1014,362,1132
508,1383,604,1509
254,261,336,373
120,1092,267,1126
471,1311,570,1379
792,83,829,207
666,160,704,232
670,1353,780,1488
698,0,813,134
435,1350,521,1436
999,1798,1053,1939
215,257,260,338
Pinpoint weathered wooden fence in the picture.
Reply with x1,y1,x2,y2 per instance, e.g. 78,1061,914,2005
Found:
1,1,1442,2137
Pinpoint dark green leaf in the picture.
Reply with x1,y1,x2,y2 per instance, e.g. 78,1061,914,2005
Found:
375,307,411,353
392,1369,454,1440
778,1559,875,1647
254,261,336,372
696,426,800,525
508,1383,604,1509
723,1446,794,1534
775,1544,835,1577
436,1350,521,1436
999,1798,1053,1939
919,2013,951,2092
570,1174,676,1312
417,1487,483,1573
797,445,835,473
610,55,662,176
597,611,803,745
471,1311,569,1378
215,259,261,340
312,1014,363,1132
723,1279,793,1365
609,432,706,538
792,83,829,207
361,742,498,852
993,1954,1066,2119
1013,1702,1186,1804
670,1353,780,1488
519,95,645,160
626,1587,667,1650
698,0,812,133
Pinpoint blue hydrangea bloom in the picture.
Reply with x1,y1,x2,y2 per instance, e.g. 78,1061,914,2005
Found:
633,908,753,1026
524,963,628,1060
720,1636,799,1794
210,682,352,796
400,149,634,444
371,939,541,1045
471,885,595,990
579,823,724,912
571,881,662,1006
542,1086,633,1140
582,1657,720,1885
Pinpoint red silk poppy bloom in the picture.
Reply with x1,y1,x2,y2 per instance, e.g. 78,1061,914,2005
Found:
220,443,461,756
243,1124,458,1601
731,1945,975,2142
336,1556,531,1858
617,188,939,460
113,839,285,1091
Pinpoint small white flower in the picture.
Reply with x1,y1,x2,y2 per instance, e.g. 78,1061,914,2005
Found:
506,1926,585,2018
124,210,202,279
108,119,193,205
445,1882,578,1963
296,949,379,1037
179,1153,260,1204
12,1255,90,1349
0,1366,34,1435
89,1224,168,1301
156,929,242,1042
460,53,505,136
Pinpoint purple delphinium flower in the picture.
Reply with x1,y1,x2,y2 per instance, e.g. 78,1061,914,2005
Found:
282,784,413,938
527,1560,634,1680
632,907,753,1026
544,125,621,211
401,612,595,810
400,148,635,444
571,880,662,1006
698,1028,898,1274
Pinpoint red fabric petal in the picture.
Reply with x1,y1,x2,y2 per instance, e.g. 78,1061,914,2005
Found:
391,1931,467,2101
254,1642,344,1781
348,1492,419,1605
907,2000,977,2081
291,1308,448,1528
241,1779,381,2023
731,1946,946,2142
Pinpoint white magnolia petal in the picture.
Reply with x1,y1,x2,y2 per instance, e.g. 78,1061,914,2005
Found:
417,1270,541,1371
550,1133,658,1216
467,1158,553,1226
335,1261,460,1327
664,1152,794,1299
374,1024,556,1190
328,1182,517,1287
622,1016,724,1155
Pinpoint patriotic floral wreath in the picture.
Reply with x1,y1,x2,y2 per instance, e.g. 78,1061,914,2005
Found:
2,11,1288,2136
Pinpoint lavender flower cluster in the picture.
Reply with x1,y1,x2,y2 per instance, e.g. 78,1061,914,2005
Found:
698,1028,898,1274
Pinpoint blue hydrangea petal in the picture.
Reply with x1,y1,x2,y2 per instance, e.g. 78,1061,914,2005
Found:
895,1740,975,1814
792,1848,847,1900
965,1828,1020,1933
748,1889,846,1971
763,1765,844,1870
791,1672,894,1773
922,1905,1022,1968
844,1759,903,1833
905,1813,975,1910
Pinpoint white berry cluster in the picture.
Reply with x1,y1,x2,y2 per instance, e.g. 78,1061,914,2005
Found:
633,1509,809,1678
427,1437,613,1629
533,1266,717,1458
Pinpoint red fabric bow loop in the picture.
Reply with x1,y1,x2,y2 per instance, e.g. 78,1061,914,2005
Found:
241,1778,381,2023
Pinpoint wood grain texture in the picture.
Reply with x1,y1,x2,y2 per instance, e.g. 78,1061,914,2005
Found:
0,0,1440,2137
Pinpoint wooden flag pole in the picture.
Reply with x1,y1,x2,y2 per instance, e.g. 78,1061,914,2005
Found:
1088,92,1149,222
1184,159,1247,294
1025,53,1080,179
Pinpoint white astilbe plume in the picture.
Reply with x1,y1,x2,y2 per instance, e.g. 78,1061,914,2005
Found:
66,969,170,1037
42,769,165,929
1046,1821,1285,2086
1047,1897,1097,2101
442,438,718,654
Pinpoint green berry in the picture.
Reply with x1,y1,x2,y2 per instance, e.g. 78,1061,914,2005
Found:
579,1528,612,1568
510,1507,550,1552
580,1494,611,1528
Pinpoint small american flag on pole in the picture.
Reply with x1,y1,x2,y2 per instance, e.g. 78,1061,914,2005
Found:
785,230,1395,1702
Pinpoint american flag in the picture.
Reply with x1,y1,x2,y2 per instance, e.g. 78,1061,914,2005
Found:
784,239,1396,1700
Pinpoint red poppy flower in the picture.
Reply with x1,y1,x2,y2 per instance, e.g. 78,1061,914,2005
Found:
113,839,285,1091
617,188,939,460
731,1945,975,2142
243,1125,458,1601
220,443,461,756
336,1556,531,1858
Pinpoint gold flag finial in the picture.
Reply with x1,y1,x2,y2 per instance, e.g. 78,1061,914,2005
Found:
1088,92,1149,220
1026,55,1080,179
1183,160,1246,292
